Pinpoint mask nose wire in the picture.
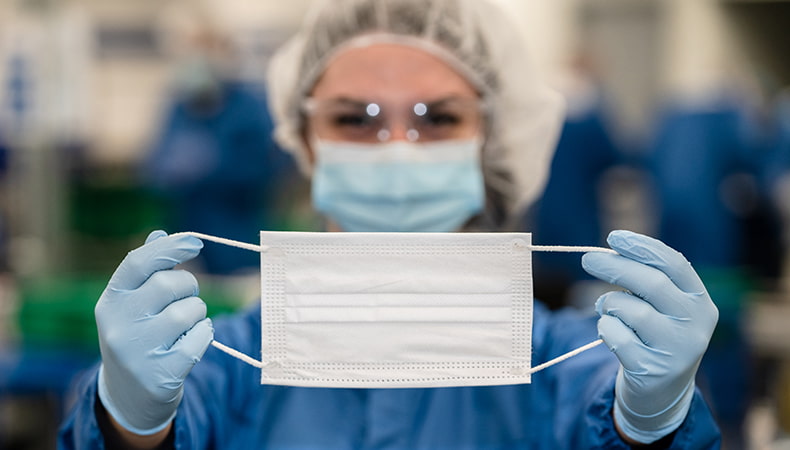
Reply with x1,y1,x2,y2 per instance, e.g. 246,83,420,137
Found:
169,231,615,376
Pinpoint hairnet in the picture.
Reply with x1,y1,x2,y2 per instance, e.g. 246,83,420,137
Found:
267,0,565,218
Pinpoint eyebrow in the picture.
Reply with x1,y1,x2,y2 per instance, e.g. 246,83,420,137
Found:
322,97,371,108
313,95,476,108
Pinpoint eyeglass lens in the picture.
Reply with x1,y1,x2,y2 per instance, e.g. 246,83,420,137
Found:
306,97,483,143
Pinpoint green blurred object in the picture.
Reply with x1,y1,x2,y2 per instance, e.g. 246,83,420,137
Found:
68,176,164,239
16,276,246,350
18,171,251,350
697,267,755,344
64,173,167,274
17,276,105,350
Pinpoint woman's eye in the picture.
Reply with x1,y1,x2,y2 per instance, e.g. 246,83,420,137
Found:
333,114,375,128
424,112,462,127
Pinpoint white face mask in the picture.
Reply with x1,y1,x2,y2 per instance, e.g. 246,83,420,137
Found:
260,230,532,387
177,231,610,389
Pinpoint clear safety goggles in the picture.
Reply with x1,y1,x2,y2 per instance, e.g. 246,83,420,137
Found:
302,97,487,143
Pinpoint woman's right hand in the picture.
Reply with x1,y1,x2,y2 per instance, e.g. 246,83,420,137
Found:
95,230,214,436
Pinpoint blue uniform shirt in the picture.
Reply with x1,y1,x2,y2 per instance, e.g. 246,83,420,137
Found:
59,302,720,449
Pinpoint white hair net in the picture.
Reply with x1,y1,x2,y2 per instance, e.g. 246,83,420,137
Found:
267,0,565,219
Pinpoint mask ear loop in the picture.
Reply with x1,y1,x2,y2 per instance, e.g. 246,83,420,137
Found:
170,231,615,377
171,232,269,369
172,231,269,253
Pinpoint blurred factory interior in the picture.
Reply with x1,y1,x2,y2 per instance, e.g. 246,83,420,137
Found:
0,0,789,448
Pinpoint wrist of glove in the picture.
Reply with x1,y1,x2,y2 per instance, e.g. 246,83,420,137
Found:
95,231,214,435
98,364,181,435
613,367,695,443
582,230,718,444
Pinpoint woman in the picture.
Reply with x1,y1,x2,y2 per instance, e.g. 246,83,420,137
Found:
60,0,720,448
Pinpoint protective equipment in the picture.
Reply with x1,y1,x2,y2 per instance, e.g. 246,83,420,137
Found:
302,97,486,143
581,230,719,443
61,301,723,449
95,231,214,435
257,231,533,387
267,0,565,216
311,138,485,232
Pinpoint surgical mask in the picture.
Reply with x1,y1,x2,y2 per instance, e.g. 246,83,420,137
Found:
311,138,485,232
173,231,612,388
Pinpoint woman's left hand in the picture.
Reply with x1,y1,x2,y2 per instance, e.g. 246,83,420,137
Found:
581,230,719,444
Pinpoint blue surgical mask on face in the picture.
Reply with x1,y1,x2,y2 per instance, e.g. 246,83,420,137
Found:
312,138,485,232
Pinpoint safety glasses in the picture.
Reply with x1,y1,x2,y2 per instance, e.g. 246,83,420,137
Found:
302,96,487,143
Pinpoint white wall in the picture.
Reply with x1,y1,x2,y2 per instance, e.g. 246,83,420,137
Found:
201,1,312,31
500,0,581,85
661,0,745,101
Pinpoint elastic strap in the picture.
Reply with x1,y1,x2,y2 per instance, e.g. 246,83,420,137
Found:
171,232,268,253
171,232,617,256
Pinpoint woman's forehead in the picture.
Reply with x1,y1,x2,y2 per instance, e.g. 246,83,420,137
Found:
310,43,478,102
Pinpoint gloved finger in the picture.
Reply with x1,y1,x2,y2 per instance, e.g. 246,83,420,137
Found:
582,251,692,318
108,233,203,291
154,296,208,348
145,230,168,245
606,230,706,295
134,270,200,315
597,314,649,374
167,318,214,379
596,291,669,348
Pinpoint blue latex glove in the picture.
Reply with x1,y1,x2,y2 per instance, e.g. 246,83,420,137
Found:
95,231,213,435
581,230,718,444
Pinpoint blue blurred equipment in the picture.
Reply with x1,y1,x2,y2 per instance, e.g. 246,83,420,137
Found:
143,81,293,274
528,98,620,308
582,230,719,443
648,100,759,267
95,231,214,435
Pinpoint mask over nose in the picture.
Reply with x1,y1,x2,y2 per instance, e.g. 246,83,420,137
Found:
311,138,485,232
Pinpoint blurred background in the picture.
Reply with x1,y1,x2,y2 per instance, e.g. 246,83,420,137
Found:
0,0,787,448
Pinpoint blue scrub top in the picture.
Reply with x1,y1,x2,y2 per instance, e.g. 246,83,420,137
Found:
142,81,295,275
59,302,720,449
529,106,621,297
648,101,759,268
